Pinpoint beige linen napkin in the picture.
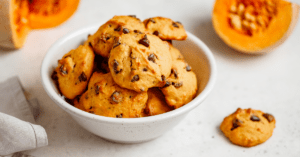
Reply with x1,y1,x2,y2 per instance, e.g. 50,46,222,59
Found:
0,77,48,156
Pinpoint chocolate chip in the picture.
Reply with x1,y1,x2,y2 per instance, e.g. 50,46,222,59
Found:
138,35,150,47
231,118,243,131
116,113,123,118
186,65,192,71
149,18,156,23
123,28,130,34
111,91,122,104
172,81,183,88
95,85,100,95
161,75,166,81
78,72,87,82
60,65,68,75
153,31,160,36
176,21,182,24
263,113,274,123
250,115,261,122
85,94,89,99
128,15,136,18
148,53,156,63
89,106,93,109
145,18,156,26
134,30,142,34
89,111,94,114
131,75,139,82
171,69,178,79
163,81,171,88
114,25,122,31
113,59,122,74
105,36,111,41
113,37,121,48
172,22,179,28
143,68,148,72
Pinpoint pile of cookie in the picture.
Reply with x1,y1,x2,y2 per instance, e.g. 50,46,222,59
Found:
52,15,198,118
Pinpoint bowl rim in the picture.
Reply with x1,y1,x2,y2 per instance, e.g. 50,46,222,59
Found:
41,24,217,124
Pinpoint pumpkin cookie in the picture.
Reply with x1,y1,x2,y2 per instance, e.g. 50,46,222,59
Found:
74,72,148,118
143,17,187,40
144,88,173,116
85,15,145,57
220,108,276,147
56,45,95,99
108,32,172,92
160,60,197,108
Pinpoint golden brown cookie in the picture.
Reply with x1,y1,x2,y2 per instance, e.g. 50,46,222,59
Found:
143,17,187,40
220,108,276,147
85,15,145,58
144,88,173,116
56,45,95,99
74,72,148,118
108,32,172,92
160,60,197,108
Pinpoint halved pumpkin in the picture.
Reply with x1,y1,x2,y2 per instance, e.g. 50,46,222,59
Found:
0,0,79,49
212,0,299,54
28,0,80,29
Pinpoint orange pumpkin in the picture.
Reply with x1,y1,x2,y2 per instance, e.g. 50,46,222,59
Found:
0,0,80,49
212,0,299,54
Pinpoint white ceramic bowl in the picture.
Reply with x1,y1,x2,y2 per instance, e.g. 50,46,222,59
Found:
41,24,217,143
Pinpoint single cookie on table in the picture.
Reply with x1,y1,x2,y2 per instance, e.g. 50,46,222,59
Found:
55,45,95,99
143,17,187,41
108,32,172,92
84,15,145,58
220,108,276,147
160,60,197,109
144,88,173,116
74,72,148,118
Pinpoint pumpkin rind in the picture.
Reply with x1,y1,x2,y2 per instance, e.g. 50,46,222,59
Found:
212,0,299,54
0,0,79,49
0,0,30,49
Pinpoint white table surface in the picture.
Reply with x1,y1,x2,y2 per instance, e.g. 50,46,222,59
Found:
1,0,300,156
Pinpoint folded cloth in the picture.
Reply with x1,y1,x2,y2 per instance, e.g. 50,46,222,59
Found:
0,77,48,156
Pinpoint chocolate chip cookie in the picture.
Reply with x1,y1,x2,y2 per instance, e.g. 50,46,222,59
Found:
56,45,95,99
85,15,145,58
160,60,197,108
108,32,172,92
143,17,187,40
220,108,276,147
74,72,148,118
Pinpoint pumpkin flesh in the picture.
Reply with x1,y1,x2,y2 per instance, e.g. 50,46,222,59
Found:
0,0,79,49
28,0,80,29
212,0,299,53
